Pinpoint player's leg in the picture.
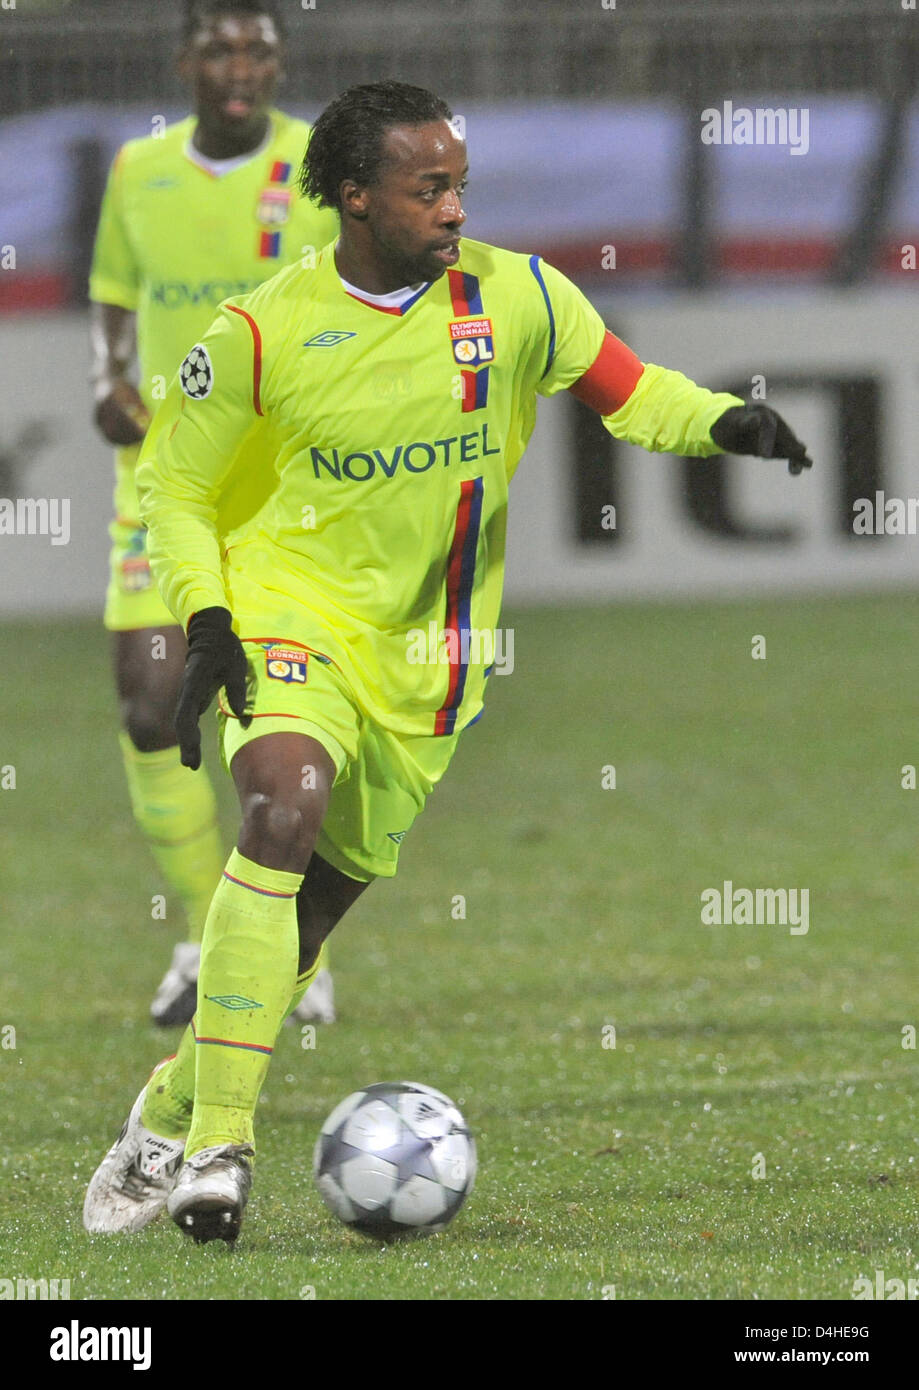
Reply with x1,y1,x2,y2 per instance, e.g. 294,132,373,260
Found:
113,621,225,1025
113,618,337,1024
82,848,369,1235
167,731,341,1241
140,854,366,1119
286,851,370,1024
147,851,370,1121
288,952,336,1023
85,639,366,1238
114,624,185,754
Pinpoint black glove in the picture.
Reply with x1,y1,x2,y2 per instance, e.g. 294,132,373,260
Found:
710,403,813,476
175,607,250,770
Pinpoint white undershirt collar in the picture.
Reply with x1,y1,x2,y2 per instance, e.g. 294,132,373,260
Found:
338,274,428,309
184,121,273,178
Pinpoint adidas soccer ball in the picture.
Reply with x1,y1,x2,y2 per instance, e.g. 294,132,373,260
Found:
313,1081,476,1237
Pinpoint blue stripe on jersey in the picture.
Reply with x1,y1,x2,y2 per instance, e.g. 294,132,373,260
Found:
448,476,485,732
528,254,556,379
400,281,436,314
473,366,490,408
462,272,484,316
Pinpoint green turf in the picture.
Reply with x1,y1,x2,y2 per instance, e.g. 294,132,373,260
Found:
1,596,918,1300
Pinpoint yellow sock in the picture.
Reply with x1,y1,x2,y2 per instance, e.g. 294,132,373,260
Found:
140,1030,195,1140
118,731,223,943
139,945,329,1143
185,849,303,1157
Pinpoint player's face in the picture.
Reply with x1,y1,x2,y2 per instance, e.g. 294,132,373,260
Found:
181,13,282,137
362,121,468,285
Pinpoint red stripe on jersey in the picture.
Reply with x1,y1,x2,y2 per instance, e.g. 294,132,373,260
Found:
344,289,403,316
447,268,470,317
568,332,644,415
168,397,185,441
225,303,264,416
434,478,480,736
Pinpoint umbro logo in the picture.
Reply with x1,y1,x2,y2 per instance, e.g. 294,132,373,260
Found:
386,830,408,844
303,331,357,348
206,993,263,1011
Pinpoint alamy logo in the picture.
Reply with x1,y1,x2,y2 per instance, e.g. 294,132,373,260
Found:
0,1276,70,1300
852,493,919,535
701,881,809,935
0,497,70,545
853,1269,919,1300
303,331,357,347
700,101,809,156
50,1320,151,1370
405,622,515,675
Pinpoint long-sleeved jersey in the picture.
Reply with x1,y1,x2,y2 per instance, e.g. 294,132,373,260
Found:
136,237,742,737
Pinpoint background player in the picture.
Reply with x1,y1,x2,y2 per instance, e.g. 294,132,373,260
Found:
89,0,339,1026
84,80,811,1243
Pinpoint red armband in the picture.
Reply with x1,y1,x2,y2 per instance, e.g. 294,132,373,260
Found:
568,332,644,415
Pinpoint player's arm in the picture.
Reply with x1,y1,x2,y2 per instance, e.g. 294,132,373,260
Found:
135,303,267,767
89,303,151,446
88,147,151,446
569,336,812,474
532,259,812,472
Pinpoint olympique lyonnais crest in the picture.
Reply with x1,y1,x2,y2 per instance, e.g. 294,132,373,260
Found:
121,556,152,592
264,643,308,684
121,528,151,589
449,317,495,366
256,188,292,227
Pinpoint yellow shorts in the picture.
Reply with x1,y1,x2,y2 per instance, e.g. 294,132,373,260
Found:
103,516,178,632
217,635,463,882
103,444,179,633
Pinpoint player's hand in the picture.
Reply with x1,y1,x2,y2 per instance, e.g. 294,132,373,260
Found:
710,404,813,475
176,607,251,770
94,380,152,447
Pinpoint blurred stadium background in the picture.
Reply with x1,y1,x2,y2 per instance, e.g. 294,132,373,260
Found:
3,0,919,1303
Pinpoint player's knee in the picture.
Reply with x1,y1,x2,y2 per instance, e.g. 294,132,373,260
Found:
121,696,177,753
241,792,319,868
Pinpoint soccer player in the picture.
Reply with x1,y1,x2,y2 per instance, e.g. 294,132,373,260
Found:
83,80,811,1242
89,0,339,1026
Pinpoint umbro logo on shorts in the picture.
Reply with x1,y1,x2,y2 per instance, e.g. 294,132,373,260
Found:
303,331,357,348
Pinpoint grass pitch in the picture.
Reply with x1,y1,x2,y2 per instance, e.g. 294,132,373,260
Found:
1,596,918,1300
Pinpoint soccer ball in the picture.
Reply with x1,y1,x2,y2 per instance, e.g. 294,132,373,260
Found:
313,1081,476,1237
